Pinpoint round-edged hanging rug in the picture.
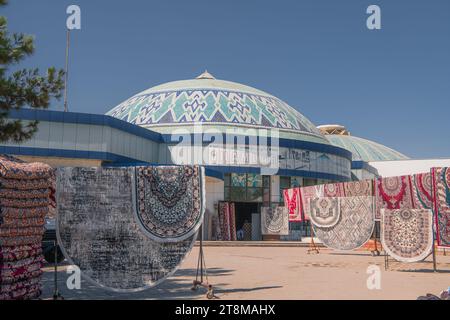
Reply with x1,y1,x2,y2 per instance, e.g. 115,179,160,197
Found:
381,208,433,263
134,165,205,242
309,197,340,228
313,196,375,251
261,207,289,236
56,166,201,292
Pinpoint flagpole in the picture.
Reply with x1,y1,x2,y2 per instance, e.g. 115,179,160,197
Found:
63,28,70,112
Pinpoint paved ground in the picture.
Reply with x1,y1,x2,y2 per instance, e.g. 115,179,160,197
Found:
41,246,450,300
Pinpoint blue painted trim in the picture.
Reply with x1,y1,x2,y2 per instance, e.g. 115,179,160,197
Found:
0,146,139,163
162,134,352,160
8,109,164,143
204,168,224,181
8,109,352,161
2,146,349,181
106,162,348,182
204,166,350,182
351,160,379,176
278,169,350,182
102,161,225,181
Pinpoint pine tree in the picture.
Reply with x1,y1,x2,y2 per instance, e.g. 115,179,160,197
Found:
0,0,65,143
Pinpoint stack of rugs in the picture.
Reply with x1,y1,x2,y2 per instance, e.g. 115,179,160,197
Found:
0,155,53,300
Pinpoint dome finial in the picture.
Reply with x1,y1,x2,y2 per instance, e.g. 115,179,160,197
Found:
317,124,350,136
196,70,215,80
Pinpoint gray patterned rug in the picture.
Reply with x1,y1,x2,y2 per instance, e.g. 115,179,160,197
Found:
57,167,199,292
313,196,374,251
261,207,289,236
309,197,340,228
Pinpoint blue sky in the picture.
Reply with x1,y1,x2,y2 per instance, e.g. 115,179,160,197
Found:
3,0,450,159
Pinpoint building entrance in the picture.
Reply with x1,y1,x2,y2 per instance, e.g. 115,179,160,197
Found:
233,202,260,240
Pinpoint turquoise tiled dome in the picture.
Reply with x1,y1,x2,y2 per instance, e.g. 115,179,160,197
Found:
106,72,328,144
326,135,409,162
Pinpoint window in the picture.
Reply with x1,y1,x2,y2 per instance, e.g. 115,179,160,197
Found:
224,173,269,203
279,176,291,203
291,177,303,187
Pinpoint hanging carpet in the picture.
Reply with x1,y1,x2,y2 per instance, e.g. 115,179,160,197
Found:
134,165,205,242
57,167,200,292
375,175,414,221
411,172,433,210
323,182,345,197
283,188,301,222
431,167,450,247
300,185,324,221
342,179,373,197
261,206,289,236
381,208,433,262
309,197,340,228
313,196,375,251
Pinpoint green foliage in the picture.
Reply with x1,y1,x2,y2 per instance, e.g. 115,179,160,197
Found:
0,0,65,143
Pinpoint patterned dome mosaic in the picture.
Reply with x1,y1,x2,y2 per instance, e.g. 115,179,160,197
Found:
325,135,409,162
106,71,327,143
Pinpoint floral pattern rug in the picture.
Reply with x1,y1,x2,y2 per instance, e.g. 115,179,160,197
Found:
375,175,415,221
381,209,433,262
135,165,204,242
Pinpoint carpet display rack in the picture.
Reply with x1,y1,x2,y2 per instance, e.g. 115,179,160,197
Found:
191,225,214,299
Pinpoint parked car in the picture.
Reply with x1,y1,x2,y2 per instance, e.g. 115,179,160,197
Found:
42,217,65,264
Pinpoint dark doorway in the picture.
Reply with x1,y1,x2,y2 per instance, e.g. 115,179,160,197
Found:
234,202,260,237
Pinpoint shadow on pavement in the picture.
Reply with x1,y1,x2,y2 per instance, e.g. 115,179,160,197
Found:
40,265,236,300
395,268,450,274
214,286,283,295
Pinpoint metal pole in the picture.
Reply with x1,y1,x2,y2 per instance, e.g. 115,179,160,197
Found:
63,29,70,112
194,248,200,284
199,225,204,283
374,224,378,253
384,251,388,271
53,240,59,299
432,235,437,272
374,222,381,256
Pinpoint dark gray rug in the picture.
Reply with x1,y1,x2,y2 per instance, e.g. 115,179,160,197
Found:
57,167,199,292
